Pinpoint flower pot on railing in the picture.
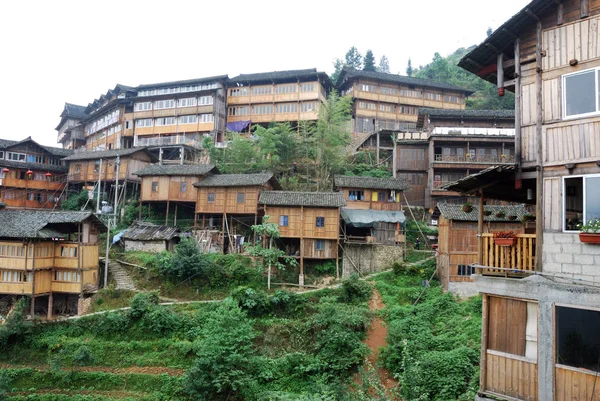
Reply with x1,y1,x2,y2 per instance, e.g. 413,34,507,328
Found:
494,238,516,246
579,233,600,244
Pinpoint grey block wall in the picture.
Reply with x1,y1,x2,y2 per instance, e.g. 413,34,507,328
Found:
542,233,600,284
342,243,404,278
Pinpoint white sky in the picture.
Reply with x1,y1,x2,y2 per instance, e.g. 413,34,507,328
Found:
0,0,530,147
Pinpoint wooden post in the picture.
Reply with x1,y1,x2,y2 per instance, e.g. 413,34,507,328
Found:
174,203,178,226
581,0,589,18
514,39,522,171
138,201,142,221
480,294,489,392
165,201,170,226
299,205,304,287
376,130,380,162
392,134,397,178
47,292,53,319
535,22,544,271
478,192,484,265
557,1,564,25
27,242,34,317
78,223,83,298
496,53,504,92
336,209,340,280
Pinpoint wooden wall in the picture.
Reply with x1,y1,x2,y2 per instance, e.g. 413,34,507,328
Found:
68,154,152,183
140,176,200,202
196,186,260,214
339,188,402,211
302,239,337,259
485,351,538,401
555,365,600,401
264,206,339,240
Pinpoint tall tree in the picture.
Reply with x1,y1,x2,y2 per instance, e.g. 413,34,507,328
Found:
344,46,363,70
331,58,345,83
486,27,493,37
406,58,414,77
378,55,390,73
363,50,376,72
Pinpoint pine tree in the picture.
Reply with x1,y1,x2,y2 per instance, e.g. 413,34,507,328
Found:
344,46,363,70
363,50,376,72
378,55,390,73
406,58,414,77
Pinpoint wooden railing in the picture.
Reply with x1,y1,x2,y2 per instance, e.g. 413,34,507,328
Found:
484,350,538,401
481,233,536,275
434,154,515,163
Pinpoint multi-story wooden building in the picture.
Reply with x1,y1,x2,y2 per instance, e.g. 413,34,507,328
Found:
135,164,217,225
56,103,87,150
0,137,72,209
0,209,104,318
194,173,281,253
259,191,346,284
130,76,228,147
336,67,472,134
448,1,600,400
334,175,407,277
226,69,332,132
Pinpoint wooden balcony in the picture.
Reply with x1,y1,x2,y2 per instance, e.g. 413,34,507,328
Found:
484,350,538,401
480,234,536,276
434,154,515,164
2,178,64,191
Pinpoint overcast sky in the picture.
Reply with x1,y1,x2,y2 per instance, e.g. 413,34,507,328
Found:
0,0,529,147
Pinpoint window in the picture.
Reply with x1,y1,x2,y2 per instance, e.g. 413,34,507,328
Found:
563,68,599,118
360,84,377,92
1,270,32,282
487,296,538,360
59,246,77,258
275,84,297,94
180,182,187,192
252,105,274,115
377,191,387,202
199,113,214,123
556,306,600,372
178,97,197,108
152,181,158,192
237,193,245,203
316,216,325,227
348,190,364,201
300,83,315,92
54,270,81,282
315,240,325,250
380,86,398,95
155,117,176,126
134,102,152,111
154,99,176,110
279,215,288,227
74,164,81,174
443,95,461,103
276,103,298,113
301,102,316,112
252,86,272,95
457,264,475,276
229,88,249,97
401,89,422,98
0,151,4,159
136,119,153,127
564,175,600,231
7,152,25,162
228,106,250,116
198,96,214,105
207,193,215,203
179,115,198,124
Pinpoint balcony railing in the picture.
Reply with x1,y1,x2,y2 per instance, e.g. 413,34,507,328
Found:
480,233,536,275
434,154,515,163
134,134,204,149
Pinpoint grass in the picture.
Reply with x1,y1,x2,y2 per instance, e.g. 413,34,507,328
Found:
403,249,435,264
89,289,136,313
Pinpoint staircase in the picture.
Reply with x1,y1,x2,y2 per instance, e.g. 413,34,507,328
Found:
108,260,137,291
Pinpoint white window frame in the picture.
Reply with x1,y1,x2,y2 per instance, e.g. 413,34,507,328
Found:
562,67,600,120
562,173,600,232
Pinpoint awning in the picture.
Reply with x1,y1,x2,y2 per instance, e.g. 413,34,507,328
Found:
226,120,251,132
341,208,406,228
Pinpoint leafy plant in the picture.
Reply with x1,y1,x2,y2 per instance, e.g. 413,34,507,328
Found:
483,210,492,216
495,211,506,218
492,230,517,239
462,202,473,213
340,274,372,303
579,217,600,233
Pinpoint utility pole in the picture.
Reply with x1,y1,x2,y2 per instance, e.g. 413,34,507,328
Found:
103,218,111,289
113,156,120,226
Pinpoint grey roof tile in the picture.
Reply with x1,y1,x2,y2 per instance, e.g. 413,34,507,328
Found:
121,222,179,241
420,108,515,119
259,191,346,208
437,202,529,222
134,164,216,177
63,147,154,161
193,173,279,188
334,175,409,191
0,210,104,239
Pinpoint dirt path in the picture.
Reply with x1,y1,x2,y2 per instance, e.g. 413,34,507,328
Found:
0,363,184,376
357,289,399,399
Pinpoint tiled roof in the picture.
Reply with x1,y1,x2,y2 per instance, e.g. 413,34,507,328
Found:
193,173,279,188
121,222,179,241
0,210,104,239
337,67,473,94
229,69,330,85
137,75,228,90
64,103,88,119
0,159,68,174
0,137,73,157
419,108,515,119
63,147,153,161
134,164,216,177
334,175,409,191
437,203,529,222
259,191,346,208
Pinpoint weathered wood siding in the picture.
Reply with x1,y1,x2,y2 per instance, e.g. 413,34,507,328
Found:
555,365,600,401
302,239,337,259
140,176,199,202
68,154,151,183
543,177,562,231
264,206,341,240
196,186,261,214
485,351,538,401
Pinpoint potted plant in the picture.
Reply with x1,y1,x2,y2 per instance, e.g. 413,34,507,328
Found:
493,230,517,246
462,202,473,213
483,209,492,216
579,218,600,244
495,211,506,219
522,214,535,222
508,215,517,221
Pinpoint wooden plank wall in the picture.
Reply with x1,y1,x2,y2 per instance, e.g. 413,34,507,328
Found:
542,17,600,71
264,206,339,239
555,365,600,401
196,187,259,214
485,351,538,401
487,296,527,356
140,176,199,202
544,177,562,231
544,120,600,164
35,270,52,294
302,239,337,258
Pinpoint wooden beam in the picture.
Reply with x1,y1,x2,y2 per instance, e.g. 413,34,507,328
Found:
497,53,505,90
556,0,564,25
535,22,544,272
478,192,484,265
480,294,489,393
485,42,502,54
581,0,589,18
515,38,522,173
504,78,517,87
465,57,484,69
502,28,519,40
525,8,541,22
502,58,516,69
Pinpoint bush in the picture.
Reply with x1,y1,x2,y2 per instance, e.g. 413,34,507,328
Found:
129,292,159,320
231,287,270,317
340,274,372,303
314,261,336,275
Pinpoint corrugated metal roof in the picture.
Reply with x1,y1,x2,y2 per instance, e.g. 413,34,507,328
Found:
259,191,346,208
134,164,216,177
121,222,179,241
437,202,529,222
334,175,409,191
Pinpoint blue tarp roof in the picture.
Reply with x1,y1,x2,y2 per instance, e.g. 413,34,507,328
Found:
341,208,406,228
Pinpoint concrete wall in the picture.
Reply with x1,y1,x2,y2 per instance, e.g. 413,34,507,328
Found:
542,232,600,285
476,274,600,401
124,240,167,253
342,243,404,278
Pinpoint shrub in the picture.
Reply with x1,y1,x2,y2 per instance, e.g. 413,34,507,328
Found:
339,274,372,303
231,287,269,317
72,345,95,367
314,261,336,275
129,292,159,319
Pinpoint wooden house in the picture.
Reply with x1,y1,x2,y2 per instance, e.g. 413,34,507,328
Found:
448,1,600,399
135,164,217,225
121,222,180,253
336,67,472,134
226,69,332,133
258,191,346,284
436,203,529,297
194,173,281,253
0,137,72,209
0,209,105,318
56,103,87,150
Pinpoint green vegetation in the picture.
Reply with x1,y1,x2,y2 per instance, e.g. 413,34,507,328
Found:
376,260,482,401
